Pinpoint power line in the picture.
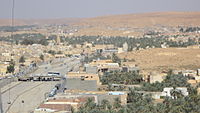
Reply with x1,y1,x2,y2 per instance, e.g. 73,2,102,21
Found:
0,0,15,112
8,0,15,110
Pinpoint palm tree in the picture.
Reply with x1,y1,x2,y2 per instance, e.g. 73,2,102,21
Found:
113,97,121,109
170,89,183,99
101,99,110,110
6,59,15,74
84,98,96,110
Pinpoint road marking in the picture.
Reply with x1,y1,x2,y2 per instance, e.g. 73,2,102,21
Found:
4,82,44,113
1,82,23,94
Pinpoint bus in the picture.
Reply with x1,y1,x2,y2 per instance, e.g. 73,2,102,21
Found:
47,72,60,76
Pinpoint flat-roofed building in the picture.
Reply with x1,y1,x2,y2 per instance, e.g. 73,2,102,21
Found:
67,72,100,85
34,104,72,113
64,90,128,105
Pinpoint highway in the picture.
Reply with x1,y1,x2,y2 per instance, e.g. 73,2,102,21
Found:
0,57,81,113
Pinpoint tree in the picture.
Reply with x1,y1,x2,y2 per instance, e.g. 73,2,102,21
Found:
48,50,56,56
19,56,25,64
6,59,15,74
112,53,121,65
83,98,96,111
113,98,121,109
170,89,184,99
40,54,44,61
101,99,111,110
101,71,143,85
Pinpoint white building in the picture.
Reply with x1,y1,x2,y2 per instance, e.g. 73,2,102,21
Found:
161,87,189,98
122,42,128,52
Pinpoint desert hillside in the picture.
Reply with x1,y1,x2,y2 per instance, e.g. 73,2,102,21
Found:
0,12,200,36
118,48,200,72
0,18,80,26
78,12,200,27
72,12,200,36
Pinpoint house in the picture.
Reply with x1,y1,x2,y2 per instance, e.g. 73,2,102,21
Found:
64,90,128,105
173,70,196,76
161,87,189,98
34,104,72,113
89,60,120,73
197,69,200,76
136,91,163,100
118,48,124,53
187,80,197,86
55,54,66,58
122,42,128,52
66,72,100,85
0,64,8,77
149,73,166,83
143,71,167,83
84,64,98,74
35,95,96,113
182,70,196,76
98,63,120,73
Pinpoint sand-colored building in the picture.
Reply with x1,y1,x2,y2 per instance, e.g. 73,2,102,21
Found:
66,72,100,85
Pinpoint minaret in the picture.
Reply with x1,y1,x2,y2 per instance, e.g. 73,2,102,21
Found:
56,26,62,45
56,35,61,45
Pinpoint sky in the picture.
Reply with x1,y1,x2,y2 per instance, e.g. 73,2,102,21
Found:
0,0,200,19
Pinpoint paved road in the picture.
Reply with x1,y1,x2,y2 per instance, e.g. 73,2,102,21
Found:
2,81,58,113
0,57,81,113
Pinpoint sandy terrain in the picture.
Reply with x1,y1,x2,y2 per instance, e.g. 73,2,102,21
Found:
118,48,200,72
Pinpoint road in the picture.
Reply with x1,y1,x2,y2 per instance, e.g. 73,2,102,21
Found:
0,57,81,113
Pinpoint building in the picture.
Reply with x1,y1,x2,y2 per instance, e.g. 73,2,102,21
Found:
56,35,61,45
149,72,166,83
34,95,96,113
0,64,8,77
64,90,128,105
161,87,189,98
34,104,72,113
118,48,124,53
84,64,98,74
122,42,128,52
88,60,120,73
197,69,200,76
55,54,66,58
66,72,100,85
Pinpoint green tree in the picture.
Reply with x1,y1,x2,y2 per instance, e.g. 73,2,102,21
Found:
48,50,56,56
170,89,184,99
19,56,25,63
40,54,44,61
101,99,110,110
113,98,121,109
112,53,121,65
6,59,15,74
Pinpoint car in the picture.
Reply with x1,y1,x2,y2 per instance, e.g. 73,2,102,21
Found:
55,84,61,90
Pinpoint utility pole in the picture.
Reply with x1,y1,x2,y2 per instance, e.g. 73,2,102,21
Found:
0,88,3,113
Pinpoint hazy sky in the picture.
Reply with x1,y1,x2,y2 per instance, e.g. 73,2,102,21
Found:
0,0,200,19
